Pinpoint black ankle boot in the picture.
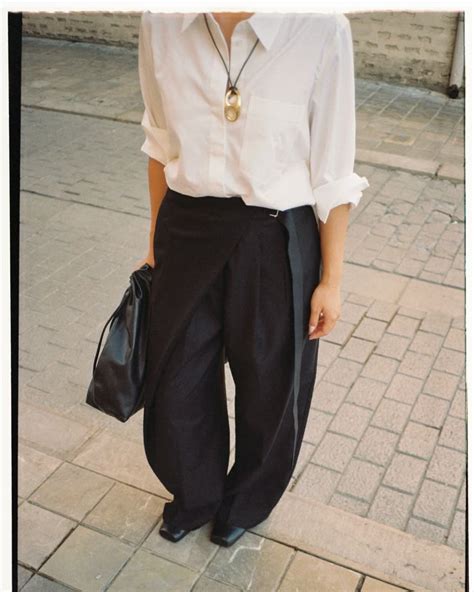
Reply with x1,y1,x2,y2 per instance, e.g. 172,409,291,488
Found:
211,521,247,547
159,520,189,543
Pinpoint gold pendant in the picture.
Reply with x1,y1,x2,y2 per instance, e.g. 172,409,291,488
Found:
224,86,241,122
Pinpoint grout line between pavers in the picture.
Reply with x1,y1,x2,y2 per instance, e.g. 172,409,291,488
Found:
355,154,464,183
20,567,82,592
22,188,148,219
21,102,141,125
273,546,296,591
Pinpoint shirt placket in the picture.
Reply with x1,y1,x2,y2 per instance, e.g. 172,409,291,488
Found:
208,24,227,196
208,23,247,196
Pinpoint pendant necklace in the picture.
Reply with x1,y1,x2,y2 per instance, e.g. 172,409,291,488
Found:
203,13,260,122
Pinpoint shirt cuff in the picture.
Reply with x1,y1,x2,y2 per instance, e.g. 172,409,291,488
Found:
140,110,171,165
312,172,370,224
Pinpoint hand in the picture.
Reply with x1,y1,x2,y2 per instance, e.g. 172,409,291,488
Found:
134,252,155,272
307,281,341,340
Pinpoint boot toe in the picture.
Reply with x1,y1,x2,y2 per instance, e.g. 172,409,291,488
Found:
211,522,247,547
159,521,189,543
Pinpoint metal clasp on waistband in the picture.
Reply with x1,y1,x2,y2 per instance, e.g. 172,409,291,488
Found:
269,209,280,217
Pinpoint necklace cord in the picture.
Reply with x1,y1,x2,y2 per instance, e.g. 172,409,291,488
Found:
203,13,260,90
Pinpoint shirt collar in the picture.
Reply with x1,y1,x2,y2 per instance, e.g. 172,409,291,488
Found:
180,12,282,51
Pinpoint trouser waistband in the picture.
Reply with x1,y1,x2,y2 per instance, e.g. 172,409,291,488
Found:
165,187,286,218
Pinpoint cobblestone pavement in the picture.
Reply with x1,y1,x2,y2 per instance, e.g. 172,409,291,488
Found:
17,36,466,591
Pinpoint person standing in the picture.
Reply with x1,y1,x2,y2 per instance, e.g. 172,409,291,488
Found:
136,10,369,548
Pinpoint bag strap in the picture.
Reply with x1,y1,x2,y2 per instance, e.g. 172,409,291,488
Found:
91,265,151,374
92,289,130,373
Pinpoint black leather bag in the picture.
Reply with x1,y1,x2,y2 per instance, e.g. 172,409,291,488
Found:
86,263,153,422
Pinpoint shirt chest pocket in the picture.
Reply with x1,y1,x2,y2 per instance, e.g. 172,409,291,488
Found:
239,94,306,187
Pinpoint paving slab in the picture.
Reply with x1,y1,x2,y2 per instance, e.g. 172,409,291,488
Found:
22,575,75,592
143,521,218,572
250,492,464,592
18,502,75,570
356,149,439,176
342,264,409,303
72,428,170,498
84,482,166,544
362,577,409,591
278,551,362,592
29,462,114,521
18,565,34,590
398,279,464,316
437,163,465,181
18,443,62,498
106,548,197,592
203,531,293,591
19,402,95,461
39,525,133,592
192,576,240,591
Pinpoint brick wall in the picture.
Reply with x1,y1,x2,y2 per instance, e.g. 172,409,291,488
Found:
22,11,463,92
349,11,461,91
22,11,141,48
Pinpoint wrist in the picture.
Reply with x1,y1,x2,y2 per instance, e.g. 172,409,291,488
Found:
321,262,343,288
320,276,342,289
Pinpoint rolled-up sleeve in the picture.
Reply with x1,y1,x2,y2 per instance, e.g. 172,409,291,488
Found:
309,15,369,225
138,11,171,165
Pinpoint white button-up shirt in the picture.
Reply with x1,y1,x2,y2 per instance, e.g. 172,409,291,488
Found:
138,11,370,224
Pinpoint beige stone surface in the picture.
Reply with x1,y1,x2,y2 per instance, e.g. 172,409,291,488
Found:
251,492,464,592
398,279,464,317
437,163,464,181
362,576,408,591
18,443,62,498
21,574,73,591
279,551,361,592
18,502,75,569
72,429,169,497
40,525,133,592
18,565,33,589
84,482,166,544
356,149,439,176
107,549,197,592
342,264,409,304
143,521,218,572
192,576,240,591
204,531,293,591
19,402,94,460
30,462,114,521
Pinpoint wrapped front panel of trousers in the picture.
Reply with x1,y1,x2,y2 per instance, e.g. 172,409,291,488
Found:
141,188,322,530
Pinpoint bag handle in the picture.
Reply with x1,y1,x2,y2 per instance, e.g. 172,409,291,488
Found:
92,289,130,373
91,264,151,374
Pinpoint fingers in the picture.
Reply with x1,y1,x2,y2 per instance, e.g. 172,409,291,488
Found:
308,307,322,336
308,310,339,340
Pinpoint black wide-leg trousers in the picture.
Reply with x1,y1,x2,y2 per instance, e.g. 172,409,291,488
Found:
141,188,321,531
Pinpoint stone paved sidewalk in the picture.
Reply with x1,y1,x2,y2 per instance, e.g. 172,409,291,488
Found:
17,35,466,592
